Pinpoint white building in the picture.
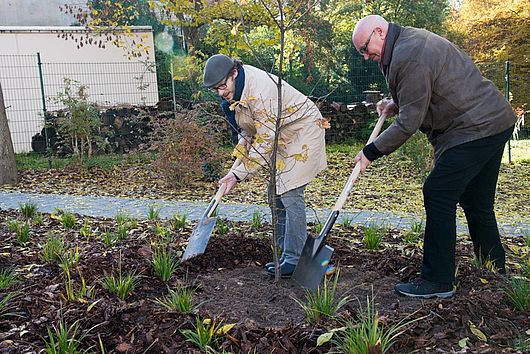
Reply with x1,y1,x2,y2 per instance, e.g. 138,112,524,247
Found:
0,25,157,153
0,0,159,153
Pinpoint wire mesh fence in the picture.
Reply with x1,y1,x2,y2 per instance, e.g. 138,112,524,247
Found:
0,53,528,167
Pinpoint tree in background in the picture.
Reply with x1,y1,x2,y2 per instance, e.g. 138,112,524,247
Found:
447,0,529,107
0,83,18,185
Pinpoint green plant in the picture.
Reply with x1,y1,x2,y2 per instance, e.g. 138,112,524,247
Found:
313,222,323,235
52,77,101,161
33,212,44,226
117,223,129,240
470,251,496,272
154,223,173,243
180,317,223,352
20,201,38,219
171,213,187,230
151,247,178,282
7,219,20,233
153,284,198,314
215,218,229,235
404,219,424,244
100,230,118,246
79,220,91,238
0,292,19,318
41,234,66,264
15,222,31,245
520,259,530,278
147,205,160,221
61,212,77,229
43,316,93,354
332,293,421,353
341,215,353,228
59,247,80,273
503,277,530,312
0,268,17,290
63,269,95,302
251,211,263,228
115,212,130,226
363,223,386,250
101,262,140,301
293,269,350,323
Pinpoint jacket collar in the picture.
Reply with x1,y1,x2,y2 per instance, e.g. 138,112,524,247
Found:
380,23,402,77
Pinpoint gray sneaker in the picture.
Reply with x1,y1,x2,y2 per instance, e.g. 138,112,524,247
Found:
394,278,455,299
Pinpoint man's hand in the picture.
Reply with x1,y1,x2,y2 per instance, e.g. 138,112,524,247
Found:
218,173,238,195
354,150,372,173
376,98,398,117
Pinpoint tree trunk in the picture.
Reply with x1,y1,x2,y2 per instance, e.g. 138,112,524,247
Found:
0,82,18,185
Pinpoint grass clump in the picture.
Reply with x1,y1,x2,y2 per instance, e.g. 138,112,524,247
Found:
363,223,387,250
101,259,140,301
15,222,31,245
153,284,198,314
181,317,224,352
294,269,349,324
251,211,263,228
332,293,421,353
20,201,38,219
61,212,77,229
503,277,530,312
171,213,187,230
151,247,178,282
0,268,17,290
41,234,66,264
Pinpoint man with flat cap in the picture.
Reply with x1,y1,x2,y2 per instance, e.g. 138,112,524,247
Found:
203,54,327,278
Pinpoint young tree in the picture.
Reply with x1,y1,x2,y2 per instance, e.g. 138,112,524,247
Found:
0,82,18,185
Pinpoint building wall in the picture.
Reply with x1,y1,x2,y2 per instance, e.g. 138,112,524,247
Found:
0,26,158,153
0,0,82,26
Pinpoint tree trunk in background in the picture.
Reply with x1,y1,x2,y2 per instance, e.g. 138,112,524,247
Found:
0,82,18,185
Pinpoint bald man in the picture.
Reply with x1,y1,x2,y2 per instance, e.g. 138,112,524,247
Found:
351,15,516,299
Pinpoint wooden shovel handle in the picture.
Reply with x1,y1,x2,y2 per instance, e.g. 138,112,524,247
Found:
333,114,387,211
207,157,242,217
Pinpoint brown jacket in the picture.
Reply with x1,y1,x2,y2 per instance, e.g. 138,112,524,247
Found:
374,24,517,160
230,65,327,195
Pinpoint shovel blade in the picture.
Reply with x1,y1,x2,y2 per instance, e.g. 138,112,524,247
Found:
182,217,217,261
292,241,334,292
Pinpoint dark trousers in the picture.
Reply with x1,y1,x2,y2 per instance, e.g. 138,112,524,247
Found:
421,126,513,284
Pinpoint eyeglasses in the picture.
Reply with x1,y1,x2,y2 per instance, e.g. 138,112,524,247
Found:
358,30,375,55
210,76,229,93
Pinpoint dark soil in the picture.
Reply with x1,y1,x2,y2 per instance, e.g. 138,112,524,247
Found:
0,209,528,353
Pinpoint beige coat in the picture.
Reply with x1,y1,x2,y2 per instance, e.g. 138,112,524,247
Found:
231,65,327,195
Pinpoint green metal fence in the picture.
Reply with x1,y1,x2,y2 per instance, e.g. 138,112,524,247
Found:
0,53,528,167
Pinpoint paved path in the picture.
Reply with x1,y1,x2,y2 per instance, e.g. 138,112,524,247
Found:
0,191,528,237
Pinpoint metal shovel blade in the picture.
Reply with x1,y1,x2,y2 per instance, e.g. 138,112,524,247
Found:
182,216,217,261
292,239,334,292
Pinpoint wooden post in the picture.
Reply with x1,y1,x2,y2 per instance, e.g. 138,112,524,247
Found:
0,82,18,185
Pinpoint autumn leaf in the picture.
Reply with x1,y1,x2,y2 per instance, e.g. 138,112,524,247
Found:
276,159,286,171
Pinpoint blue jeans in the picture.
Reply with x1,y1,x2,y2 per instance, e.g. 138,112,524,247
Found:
274,185,307,265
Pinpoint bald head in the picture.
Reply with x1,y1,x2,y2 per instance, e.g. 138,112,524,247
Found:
352,15,389,61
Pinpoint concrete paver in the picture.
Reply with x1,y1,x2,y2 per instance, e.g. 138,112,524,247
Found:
0,191,528,237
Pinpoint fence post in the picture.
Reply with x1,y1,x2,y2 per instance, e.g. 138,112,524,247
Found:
505,60,512,164
37,52,52,169
170,60,177,119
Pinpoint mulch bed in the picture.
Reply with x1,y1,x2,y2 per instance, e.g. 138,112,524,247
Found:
0,209,528,353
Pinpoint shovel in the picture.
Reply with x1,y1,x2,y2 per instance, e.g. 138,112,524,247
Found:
182,158,242,261
292,113,387,291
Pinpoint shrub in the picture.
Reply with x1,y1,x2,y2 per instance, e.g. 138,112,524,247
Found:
150,115,223,187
